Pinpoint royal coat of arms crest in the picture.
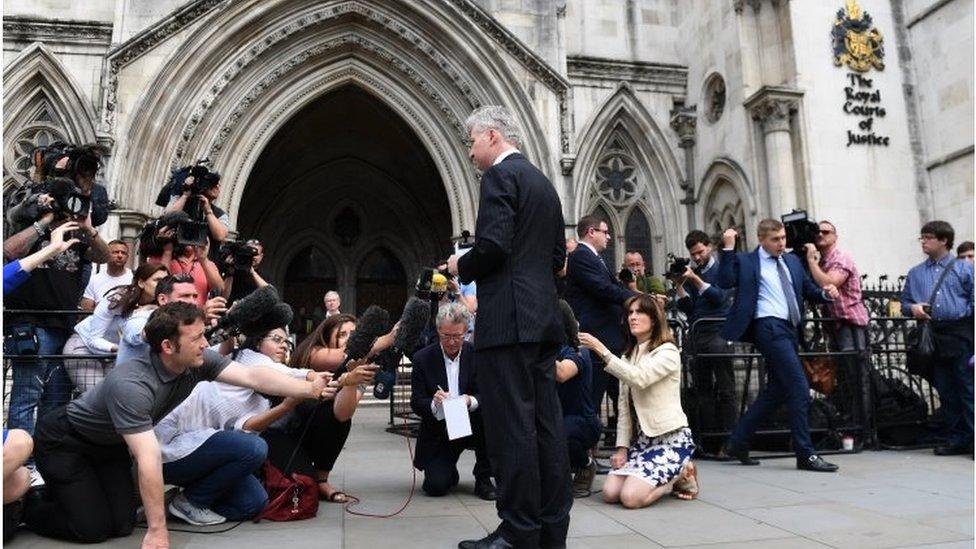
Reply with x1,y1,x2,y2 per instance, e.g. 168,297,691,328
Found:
831,0,885,72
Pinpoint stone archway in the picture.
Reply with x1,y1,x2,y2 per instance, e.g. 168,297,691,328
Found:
238,85,452,322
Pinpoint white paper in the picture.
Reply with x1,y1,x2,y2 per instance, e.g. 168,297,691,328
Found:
443,397,472,440
454,242,473,258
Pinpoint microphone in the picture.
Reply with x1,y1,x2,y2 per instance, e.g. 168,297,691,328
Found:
333,305,390,375
208,285,280,342
373,297,433,399
241,302,294,337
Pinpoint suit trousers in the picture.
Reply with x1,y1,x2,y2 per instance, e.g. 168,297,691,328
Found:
728,318,816,458
476,343,573,548
420,412,492,496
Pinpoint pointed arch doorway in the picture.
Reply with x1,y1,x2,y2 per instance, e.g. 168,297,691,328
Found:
237,85,453,331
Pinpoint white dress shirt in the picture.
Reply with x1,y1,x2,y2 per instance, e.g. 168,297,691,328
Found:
492,148,520,166
431,345,479,420
755,246,794,321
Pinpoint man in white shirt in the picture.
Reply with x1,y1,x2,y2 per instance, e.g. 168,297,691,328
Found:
323,291,341,317
79,240,133,311
409,303,494,500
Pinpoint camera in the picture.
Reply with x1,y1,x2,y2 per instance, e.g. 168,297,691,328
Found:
218,240,259,275
781,209,819,257
32,142,105,182
663,253,691,278
152,161,221,247
40,177,91,220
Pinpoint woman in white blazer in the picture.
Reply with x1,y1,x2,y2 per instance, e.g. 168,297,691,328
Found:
580,294,698,509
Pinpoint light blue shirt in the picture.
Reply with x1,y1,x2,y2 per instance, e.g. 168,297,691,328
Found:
901,254,974,320
755,247,793,321
115,307,153,365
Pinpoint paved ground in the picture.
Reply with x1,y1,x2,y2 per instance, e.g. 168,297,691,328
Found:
10,406,974,548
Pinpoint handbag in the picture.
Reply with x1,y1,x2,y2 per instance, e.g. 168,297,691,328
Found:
254,460,319,522
801,356,836,395
905,259,956,380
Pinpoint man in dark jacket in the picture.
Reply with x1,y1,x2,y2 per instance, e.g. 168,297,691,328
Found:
716,220,840,473
447,105,570,549
410,303,494,500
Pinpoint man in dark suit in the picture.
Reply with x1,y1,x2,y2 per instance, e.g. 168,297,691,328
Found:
410,303,494,500
447,106,571,549
716,219,841,472
564,215,637,433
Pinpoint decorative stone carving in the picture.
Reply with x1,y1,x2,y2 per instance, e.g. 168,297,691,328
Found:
749,96,797,133
594,146,640,206
566,56,687,93
669,106,698,147
703,73,726,124
3,16,113,45
4,124,67,190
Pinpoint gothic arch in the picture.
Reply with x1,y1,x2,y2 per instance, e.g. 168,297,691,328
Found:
2,42,97,191
698,157,757,248
110,0,557,234
573,82,683,268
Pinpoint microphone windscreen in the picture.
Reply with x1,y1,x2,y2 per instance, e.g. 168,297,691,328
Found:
241,302,294,337
343,305,390,360
372,369,396,400
217,285,280,332
393,297,431,353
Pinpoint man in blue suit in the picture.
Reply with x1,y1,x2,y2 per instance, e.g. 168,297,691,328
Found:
716,219,841,472
564,215,637,434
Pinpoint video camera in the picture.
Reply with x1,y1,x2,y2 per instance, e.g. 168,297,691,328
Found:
781,209,819,258
663,253,692,278
218,240,259,275
32,142,105,183
153,161,221,247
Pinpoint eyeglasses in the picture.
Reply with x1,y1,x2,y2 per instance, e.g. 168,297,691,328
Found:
919,235,938,242
437,333,465,342
818,230,834,235
264,334,290,346
593,228,612,237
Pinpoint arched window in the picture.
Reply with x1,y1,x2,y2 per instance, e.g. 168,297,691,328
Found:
356,247,407,316
590,205,617,269
624,207,652,266
703,179,746,251
284,246,339,339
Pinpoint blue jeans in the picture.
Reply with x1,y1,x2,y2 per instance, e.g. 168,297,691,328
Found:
931,353,975,447
729,318,815,459
8,326,73,434
162,431,268,521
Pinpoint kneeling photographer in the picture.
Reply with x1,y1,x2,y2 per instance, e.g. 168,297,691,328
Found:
673,231,734,442
220,239,269,306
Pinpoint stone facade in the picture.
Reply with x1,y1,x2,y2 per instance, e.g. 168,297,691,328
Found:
3,0,972,309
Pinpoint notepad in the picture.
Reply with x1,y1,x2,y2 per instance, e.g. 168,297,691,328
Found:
443,397,472,440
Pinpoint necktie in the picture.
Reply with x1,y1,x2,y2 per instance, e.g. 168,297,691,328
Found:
775,256,801,326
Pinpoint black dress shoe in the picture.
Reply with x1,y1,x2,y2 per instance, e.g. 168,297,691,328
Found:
720,443,760,465
934,444,972,456
459,532,513,549
797,454,839,472
474,477,497,501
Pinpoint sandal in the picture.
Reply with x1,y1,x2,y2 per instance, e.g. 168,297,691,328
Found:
317,480,349,503
671,461,699,500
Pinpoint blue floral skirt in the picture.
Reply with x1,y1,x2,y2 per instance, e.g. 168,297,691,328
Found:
608,427,695,487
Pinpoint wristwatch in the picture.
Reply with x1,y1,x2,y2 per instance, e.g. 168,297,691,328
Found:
32,221,46,237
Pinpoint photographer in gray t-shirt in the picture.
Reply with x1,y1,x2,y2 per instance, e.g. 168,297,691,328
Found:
26,302,338,548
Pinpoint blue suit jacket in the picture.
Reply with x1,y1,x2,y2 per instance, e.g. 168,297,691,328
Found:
564,246,638,354
716,248,830,343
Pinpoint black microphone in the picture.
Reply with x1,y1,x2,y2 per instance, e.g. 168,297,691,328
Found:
208,285,280,342
334,305,390,375
374,297,433,399
241,302,294,337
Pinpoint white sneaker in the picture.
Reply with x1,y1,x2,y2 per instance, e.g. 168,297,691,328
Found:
28,467,45,487
167,493,226,526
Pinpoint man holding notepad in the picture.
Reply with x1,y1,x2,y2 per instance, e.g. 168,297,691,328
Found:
410,303,496,501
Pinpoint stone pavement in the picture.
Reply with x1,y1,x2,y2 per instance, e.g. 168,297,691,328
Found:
10,406,974,549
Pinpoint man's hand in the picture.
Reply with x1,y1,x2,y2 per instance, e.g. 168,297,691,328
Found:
343,363,378,386
804,243,820,263
722,228,737,249
822,284,840,299
463,394,472,409
610,448,628,470
910,303,932,320
203,296,227,323
433,389,450,406
197,195,214,217
77,210,96,236
142,526,169,549
446,255,459,277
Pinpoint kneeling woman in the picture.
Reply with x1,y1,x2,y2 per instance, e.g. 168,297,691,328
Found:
580,294,698,509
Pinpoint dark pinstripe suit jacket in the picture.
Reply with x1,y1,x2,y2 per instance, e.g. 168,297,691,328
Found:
457,152,566,350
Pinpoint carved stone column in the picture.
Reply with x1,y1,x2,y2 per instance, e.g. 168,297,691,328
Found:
747,90,801,216
670,104,697,232
115,209,151,266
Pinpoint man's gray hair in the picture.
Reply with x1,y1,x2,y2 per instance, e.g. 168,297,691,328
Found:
436,302,472,328
324,291,340,300
465,105,523,148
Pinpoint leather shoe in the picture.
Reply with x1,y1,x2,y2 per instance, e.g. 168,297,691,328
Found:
474,477,496,501
720,443,759,465
797,454,839,472
934,444,972,456
459,532,513,549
